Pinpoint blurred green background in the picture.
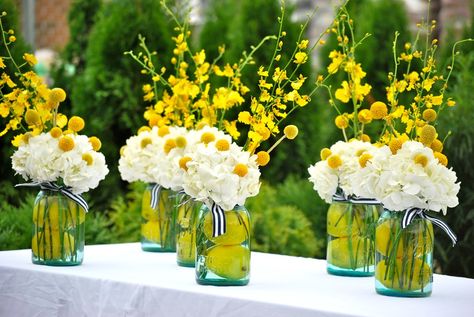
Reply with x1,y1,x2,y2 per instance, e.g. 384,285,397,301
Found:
1,0,473,278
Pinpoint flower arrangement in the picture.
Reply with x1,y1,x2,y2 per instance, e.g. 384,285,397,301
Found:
0,12,109,265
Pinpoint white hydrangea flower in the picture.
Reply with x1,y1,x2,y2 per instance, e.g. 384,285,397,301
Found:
352,141,459,214
307,140,377,203
11,132,109,194
182,137,260,210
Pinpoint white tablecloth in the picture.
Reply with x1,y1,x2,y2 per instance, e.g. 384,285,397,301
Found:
0,243,473,317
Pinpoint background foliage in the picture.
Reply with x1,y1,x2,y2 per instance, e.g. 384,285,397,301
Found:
1,0,473,278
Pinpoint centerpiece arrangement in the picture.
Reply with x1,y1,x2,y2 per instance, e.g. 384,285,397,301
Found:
123,0,340,285
309,8,467,296
0,12,109,266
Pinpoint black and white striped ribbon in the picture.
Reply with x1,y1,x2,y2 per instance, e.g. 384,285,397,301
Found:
332,191,380,205
15,181,89,212
402,207,457,246
211,202,226,237
149,183,162,209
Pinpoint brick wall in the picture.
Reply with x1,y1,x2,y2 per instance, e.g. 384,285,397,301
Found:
34,0,71,50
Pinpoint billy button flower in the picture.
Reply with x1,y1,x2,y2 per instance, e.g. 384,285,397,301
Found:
389,137,405,154
24,109,41,126
88,136,102,151
200,132,215,144
419,124,436,146
357,109,373,124
370,101,388,119
49,88,66,104
49,127,62,138
327,154,342,169
138,126,151,134
141,137,152,149
82,153,94,166
320,148,332,160
179,156,192,171
256,151,270,167
358,152,372,168
422,109,437,122
158,126,170,137
430,139,443,153
414,154,429,167
335,115,349,129
58,136,75,152
68,116,85,133
215,139,230,151
163,138,177,154
175,135,187,148
233,163,249,177
434,152,448,166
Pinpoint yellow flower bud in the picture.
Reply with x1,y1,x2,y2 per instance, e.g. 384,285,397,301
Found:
68,116,85,132
175,136,187,148
414,154,428,167
370,101,388,119
320,148,332,160
360,134,371,142
359,153,373,168
89,136,102,151
215,139,230,151
335,115,349,129
420,125,436,146
138,126,151,134
158,126,170,137
389,138,404,154
233,163,249,177
422,109,437,122
49,127,62,138
434,152,448,166
164,139,176,154
58,136,75,152
431,139,443,153
141,137,152,148
201,132,215,144
49,88,67,104
283,125,298,140
25,109,41,126
358,109,373,124
82,153,94,166
179,156,192,171
256,151,270,166
327,154,342,169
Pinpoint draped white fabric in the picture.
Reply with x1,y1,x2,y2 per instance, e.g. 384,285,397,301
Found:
0,243,473,317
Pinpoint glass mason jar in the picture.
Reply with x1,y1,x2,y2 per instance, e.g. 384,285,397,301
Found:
375,209,434,297
326,200,380,276
141,184,176,252
32,190,85,266
195,205,250,286
175,193,202,267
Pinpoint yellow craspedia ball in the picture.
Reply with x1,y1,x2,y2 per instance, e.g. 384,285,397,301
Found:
68,116,85,132
233,163,249,177
335,115,349,129
420,124,436,146
179,156,192,171
164,139,177,154
360,134,371,142
370,101,388,119
389,138,404,154
320,148,332,160
359,153,373,168
256,151,270,166
434,152,448,166
259,127,271,141
49,127,62,138
422,109,437,122
201,132,216,144
138,126,151,134
89,136,102,151
58,136,75,152
175,136,187,148
158,126,170,137
215,139,230,151
141,137,152,149
25,109,41,126
414,154,428,167
82,153,94,165
357,109,373,124
431,139,443,153
49,88,67,104
283,125,299,140
327,154,342,169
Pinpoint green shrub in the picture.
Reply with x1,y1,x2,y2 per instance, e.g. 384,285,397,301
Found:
247,182,323,258
0,193,34,250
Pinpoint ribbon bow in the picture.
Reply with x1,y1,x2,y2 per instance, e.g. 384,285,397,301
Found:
15,181,89,212
149,183,162,209
402,207,457,246
210,202,226,237
332,190,380,205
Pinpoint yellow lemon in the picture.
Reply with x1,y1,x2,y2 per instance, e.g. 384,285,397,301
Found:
327,204,363,237
177,230,196,262
375,258,432,291
33,197,85,229
327,236,373,269
141,189,170,221
67,199,86,226
141,221,164,243
376,220,433,258
32,230,75,260
206,245,250,280
204,210,249,245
